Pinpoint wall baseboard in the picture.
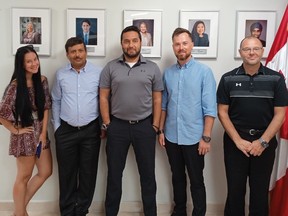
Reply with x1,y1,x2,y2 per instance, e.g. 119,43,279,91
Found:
0,201,224,215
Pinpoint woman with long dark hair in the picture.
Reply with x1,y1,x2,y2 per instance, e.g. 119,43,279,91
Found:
191,20,209,47
0,45,52,216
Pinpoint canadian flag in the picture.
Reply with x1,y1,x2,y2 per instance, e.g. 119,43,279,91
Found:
266,5,288,216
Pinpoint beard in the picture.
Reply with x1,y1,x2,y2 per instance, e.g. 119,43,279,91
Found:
123,47,141,59
176,51,191,61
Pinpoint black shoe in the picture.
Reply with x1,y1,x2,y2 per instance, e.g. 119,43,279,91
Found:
171,210,187,216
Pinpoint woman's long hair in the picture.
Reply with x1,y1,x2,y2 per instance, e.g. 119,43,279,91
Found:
11,45,45,127
191,20,206,41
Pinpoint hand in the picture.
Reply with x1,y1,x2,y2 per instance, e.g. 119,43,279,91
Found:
17,126,34,135
234,138,252,157
39,132,47,149
158,133,165,148
249,139,265,156
198,140,211,155
100,129,106,139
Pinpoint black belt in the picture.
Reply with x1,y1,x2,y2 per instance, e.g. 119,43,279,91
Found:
236,127,265,136
61,118,98,130
112,115,151,125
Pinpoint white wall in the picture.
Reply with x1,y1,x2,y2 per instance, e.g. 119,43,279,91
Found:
0,0,286,208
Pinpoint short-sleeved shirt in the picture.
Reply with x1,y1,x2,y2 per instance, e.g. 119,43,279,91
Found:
100,55,163,120
217,64,288,129
0,77,52,157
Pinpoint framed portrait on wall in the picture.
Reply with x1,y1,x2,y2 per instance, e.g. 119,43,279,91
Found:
179,10,219,58
124,9,162,58
235,10,276,58
12,8,51,56
67,9,106,56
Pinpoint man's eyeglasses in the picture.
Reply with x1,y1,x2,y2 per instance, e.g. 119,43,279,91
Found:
241,47,263,53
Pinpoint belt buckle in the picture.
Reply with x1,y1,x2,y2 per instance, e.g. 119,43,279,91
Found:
129,120,138,124
249,129,256,136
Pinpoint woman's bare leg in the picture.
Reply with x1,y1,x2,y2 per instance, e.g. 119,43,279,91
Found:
24,148,52,208
13,156,35,216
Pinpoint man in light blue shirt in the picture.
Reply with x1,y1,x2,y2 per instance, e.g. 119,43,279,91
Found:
158,28,217,216
51,37,102,216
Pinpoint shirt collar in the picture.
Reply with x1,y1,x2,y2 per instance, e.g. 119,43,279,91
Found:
67,61,88,73
117,54,147,65
236,63,265,75
176,56,194,69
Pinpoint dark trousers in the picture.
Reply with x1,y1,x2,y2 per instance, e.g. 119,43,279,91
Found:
105,116,157,216
223,132,278,216
55,118,101,216
165,139,206,216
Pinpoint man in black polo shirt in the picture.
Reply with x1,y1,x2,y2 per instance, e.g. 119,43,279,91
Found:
217,36,288,216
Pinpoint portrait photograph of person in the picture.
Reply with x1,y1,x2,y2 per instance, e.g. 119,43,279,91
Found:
189,19,211,47
76,18,97,45
20,17,42,44
133,19,154,47
245,20,267,47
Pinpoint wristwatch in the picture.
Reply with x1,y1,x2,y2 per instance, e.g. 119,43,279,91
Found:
259,137,269,148
202,135,211,143
157,129,164,135
101,123,110,130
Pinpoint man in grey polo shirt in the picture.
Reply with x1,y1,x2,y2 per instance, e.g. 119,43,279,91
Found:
99,25,163,216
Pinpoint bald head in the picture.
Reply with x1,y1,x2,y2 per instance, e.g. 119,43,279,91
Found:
239,36,263,49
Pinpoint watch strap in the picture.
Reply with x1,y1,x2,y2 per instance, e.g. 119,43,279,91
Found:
202,135,211,143
259,137,269,148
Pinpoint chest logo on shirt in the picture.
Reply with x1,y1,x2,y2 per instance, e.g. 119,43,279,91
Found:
235,83,242,87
